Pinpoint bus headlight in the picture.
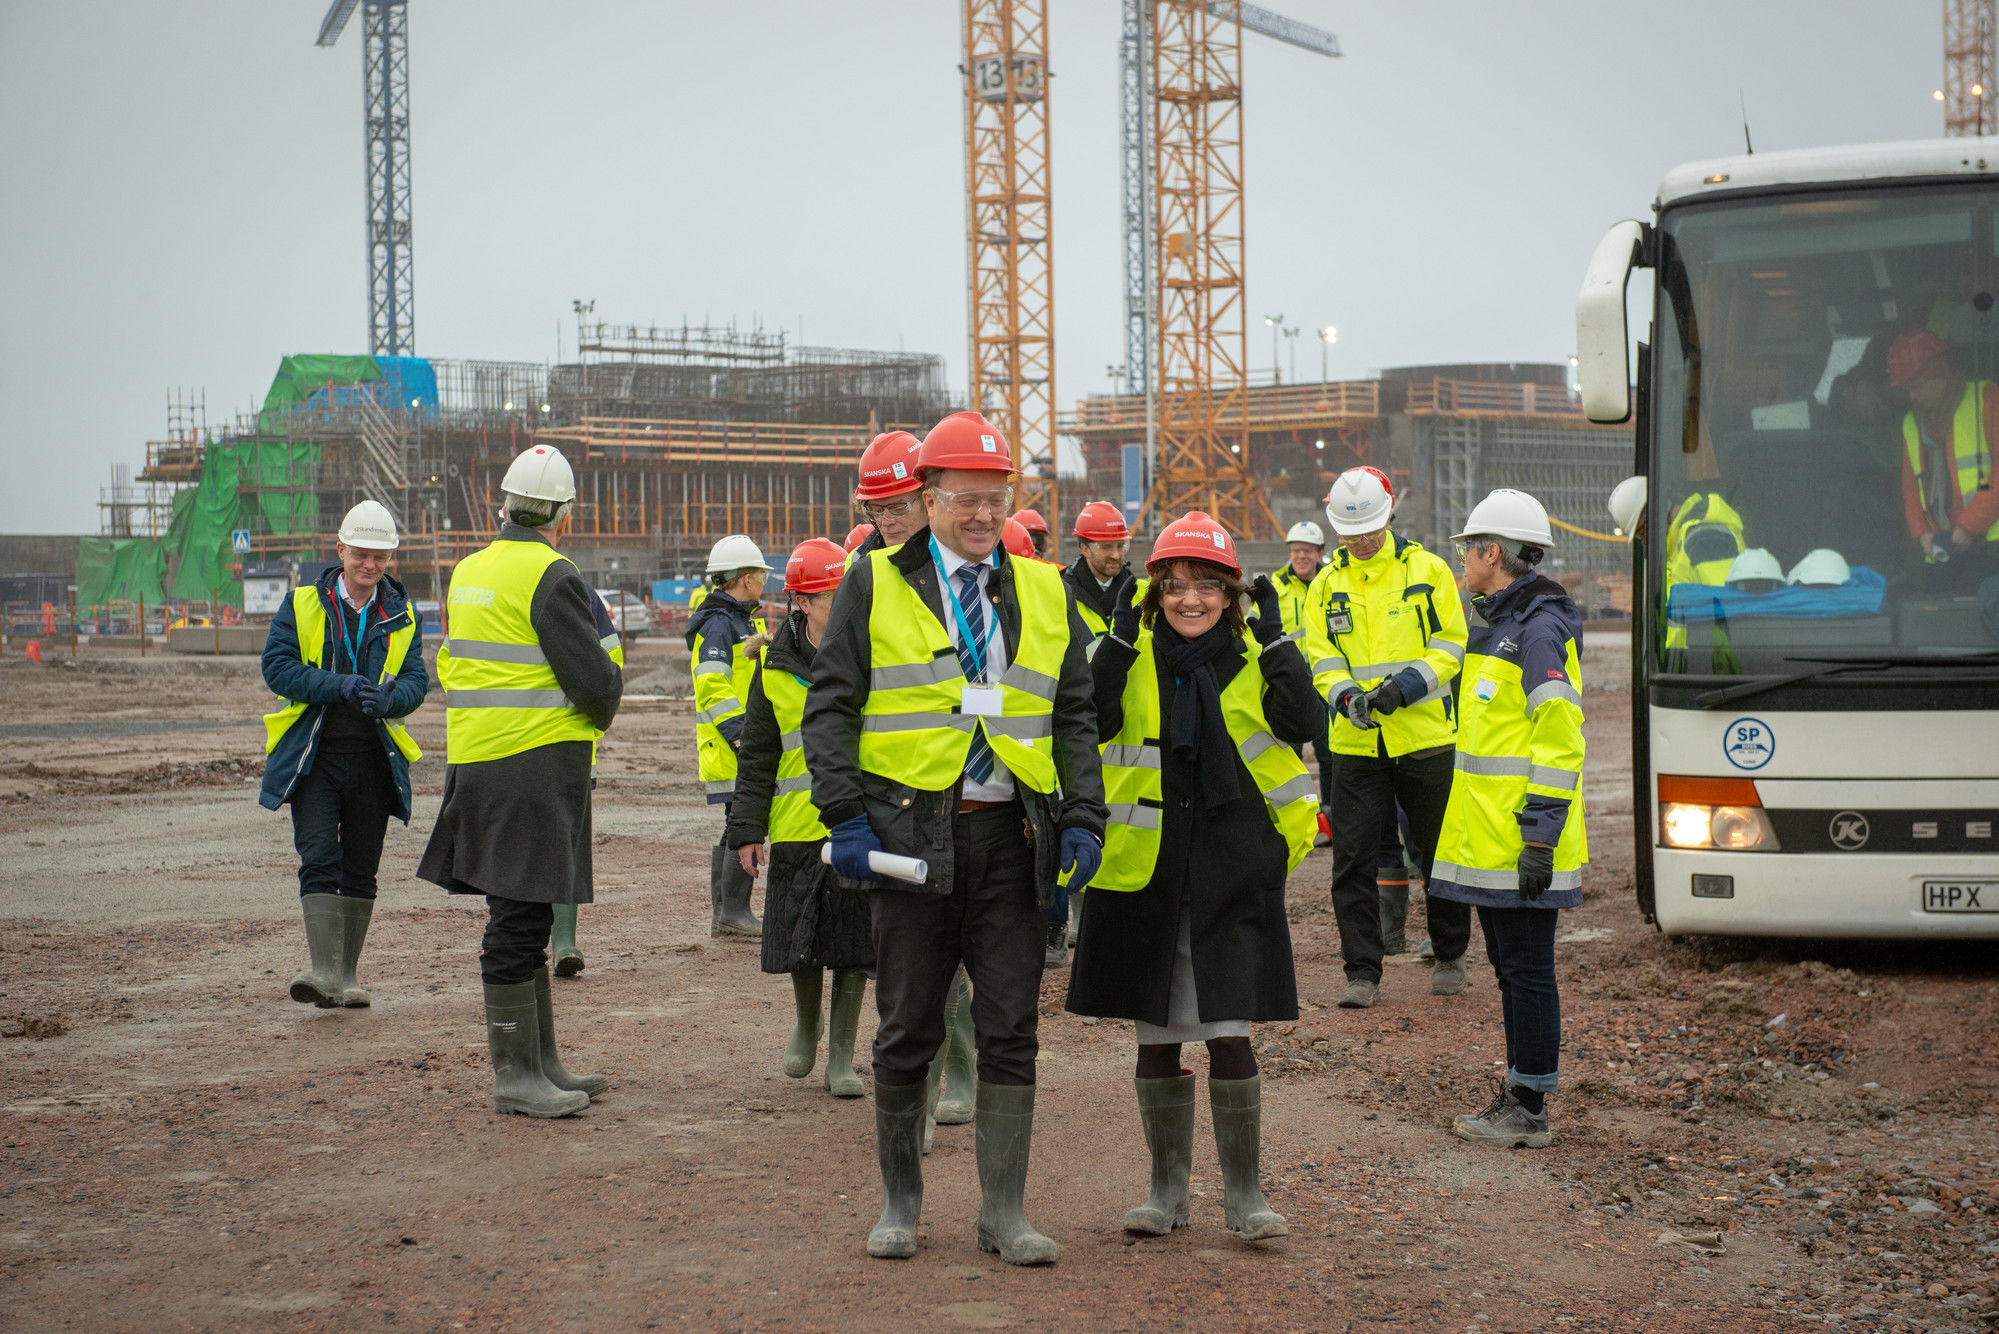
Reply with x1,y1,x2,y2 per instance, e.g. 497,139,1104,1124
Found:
1663,803,1713,848
1661,802,1780,851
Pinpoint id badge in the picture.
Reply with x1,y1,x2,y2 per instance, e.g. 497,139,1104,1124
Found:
1472,676,1499,703
960,685,1004,717
1326,609,1353,636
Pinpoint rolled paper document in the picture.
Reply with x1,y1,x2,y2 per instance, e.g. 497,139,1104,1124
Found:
819,843,930,884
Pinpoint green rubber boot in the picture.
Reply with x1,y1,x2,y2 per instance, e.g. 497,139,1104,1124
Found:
289,894,344,1008
332,896,374,1007
823,969,867,1098
867,1079,927,1258
532,967,608,1097
711,846,762,938
784,967,824,1078
483,980,588,1118
550,902,584,977
922,1045,943,1155
973,1081,1058,1265
1209,1075,1288,1240
1122,1075,1195,1235
1378,870,1411,958
933,970,975,1125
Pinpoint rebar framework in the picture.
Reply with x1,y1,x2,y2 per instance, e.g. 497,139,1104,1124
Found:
363,0,414,354
964,0,1059,528
1148,0,1271,537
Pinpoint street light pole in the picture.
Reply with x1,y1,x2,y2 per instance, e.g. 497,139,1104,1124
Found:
1264,313,1284,385
1318,325,1338,382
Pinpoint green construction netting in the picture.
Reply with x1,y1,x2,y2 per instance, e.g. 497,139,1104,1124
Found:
256,354,381,432
75,537,167,607
164,440,324,603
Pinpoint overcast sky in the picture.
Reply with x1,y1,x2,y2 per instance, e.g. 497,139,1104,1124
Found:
0,1,1942,534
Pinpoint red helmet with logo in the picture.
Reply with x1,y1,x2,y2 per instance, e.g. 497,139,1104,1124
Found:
1888,329,1950,387
855,431,924,502
1014,507,1048,535
786,538,849,595
1146,510,1241,577
1000,517,1037,560
843,523,875,553
918,411,1015,477
1073,500,1130,542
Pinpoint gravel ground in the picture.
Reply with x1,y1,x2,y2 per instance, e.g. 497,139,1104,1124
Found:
1,637,1995,1332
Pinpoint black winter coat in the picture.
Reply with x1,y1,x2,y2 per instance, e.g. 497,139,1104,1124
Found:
801,529,1108,909
1065,626,1323,1027
725,613,875,973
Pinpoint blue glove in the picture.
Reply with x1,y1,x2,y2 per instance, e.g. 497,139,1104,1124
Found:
1059,827,1102,893
829,814,883,883
359,681,395,719
339,674,369,708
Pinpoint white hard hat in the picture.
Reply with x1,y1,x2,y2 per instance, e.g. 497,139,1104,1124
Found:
706,533,772,575
1787,548,1852,587
1607,475,1646,541
1725,548,1784,587
1324,468,1394,536
1285,520,1326,547
500,445,577,503
337,499,399,551
1452,488,1553,546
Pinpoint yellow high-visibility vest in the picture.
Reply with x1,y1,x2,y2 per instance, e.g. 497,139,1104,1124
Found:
1902,379,1999,560
758,660,826,845
691,598,767,802
1302,536,1466,757
263,585,422,762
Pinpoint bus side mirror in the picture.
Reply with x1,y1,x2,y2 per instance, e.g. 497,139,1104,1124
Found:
1576,219,1646,424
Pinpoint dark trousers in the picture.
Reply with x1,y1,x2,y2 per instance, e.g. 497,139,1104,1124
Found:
870,804,1044,1088
289,747,395,900
1328,749,1469,981
481,896,554,986
1045,881,1068,928
1476,905,1561,1094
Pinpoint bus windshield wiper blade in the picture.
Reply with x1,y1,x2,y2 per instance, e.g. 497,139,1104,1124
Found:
1690,661,1885,708
1687,650,1999,708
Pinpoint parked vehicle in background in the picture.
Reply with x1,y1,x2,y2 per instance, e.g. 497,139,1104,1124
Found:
595,588,650,638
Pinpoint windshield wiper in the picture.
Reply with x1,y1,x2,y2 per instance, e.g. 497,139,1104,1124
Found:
1688,650,1999,709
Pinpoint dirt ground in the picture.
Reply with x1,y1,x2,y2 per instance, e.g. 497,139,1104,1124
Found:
2,633,1996,1333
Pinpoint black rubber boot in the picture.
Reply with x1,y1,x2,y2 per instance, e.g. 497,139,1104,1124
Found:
1378,870,1411,957
549,902,584,977
1209,1075,1288,1240
333,896,374,1007
1122,1075,1195,1235
784,966,824,1078
532,967,608,1097
933,969,975,1125
710,846,761,937
974,1081,1058,1264
823,969,867,1097
867,1079,927,1258
289,894,344,1008
483,981,589,1118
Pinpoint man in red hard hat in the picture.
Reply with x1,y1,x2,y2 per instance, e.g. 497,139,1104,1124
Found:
850,431,928,561
805,409,1107,1266
1013,508,1054,562
1063,500,1140,648
1889,328,1999,586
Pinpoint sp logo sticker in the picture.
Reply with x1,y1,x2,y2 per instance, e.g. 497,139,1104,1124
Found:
1828,811,1870,851
1722,717,1774,771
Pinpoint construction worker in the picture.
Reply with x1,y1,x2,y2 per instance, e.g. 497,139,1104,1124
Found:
1063,500,1139,644
688,533,772,938
1014,507,1054,561
547,589,626,979
1303,466,1472,1008
1271,519,1334,844
1890,328,1999,588
804,410,1107,1266
727,539,874,1098
850,430,927,562
844,523,876,554
1068,511,1318,1243
1434,489,1586,1150
417,444,622,1118
260,499,429,1009
1001,516,1039,561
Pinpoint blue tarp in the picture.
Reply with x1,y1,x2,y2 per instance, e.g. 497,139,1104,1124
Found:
1666,567,1887,625
310,356,439,415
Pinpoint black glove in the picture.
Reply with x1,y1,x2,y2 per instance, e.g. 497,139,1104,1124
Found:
359,681,396,719
1517,843,1555,901
1366,677,1406,716
1110,587,1143,644
1247,574,1284,645
338,674,369,708
1339,687,1376,730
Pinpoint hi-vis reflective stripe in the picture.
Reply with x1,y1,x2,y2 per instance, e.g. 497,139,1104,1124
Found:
1347,657,1419,679
1101,743,1160,769
1238,730,1284,762
779,730,803,749
1313,653,1350,674
1431,638,1467,663
695,660,732,676
1284,626,1306,642
865,713,978,734
599,633,621,653
445,638,549,665
1432,860,1584,893
446,687,571,708
1264,773,1319,806
772,773,812,796
1525,679,1582,712
704,779,735,797
870,656,961,690
696,699,744,724
1454,753,1581,789
1000,662,1059,700
1107,802,1162,830
984,714,1053,740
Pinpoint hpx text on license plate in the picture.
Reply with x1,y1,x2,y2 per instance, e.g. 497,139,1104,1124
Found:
1922,880,1998,912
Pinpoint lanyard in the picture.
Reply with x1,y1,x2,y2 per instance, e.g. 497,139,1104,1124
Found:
930,535,993,684
331,593,369,675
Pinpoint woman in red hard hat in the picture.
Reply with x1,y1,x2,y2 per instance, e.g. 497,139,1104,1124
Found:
726,539,876,1099
1066,511,1321,1244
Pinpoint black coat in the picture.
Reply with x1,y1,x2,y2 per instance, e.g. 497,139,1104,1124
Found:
801,528,1107,909
416,526,623,904
725,613,875,973
1065,627,1323,1027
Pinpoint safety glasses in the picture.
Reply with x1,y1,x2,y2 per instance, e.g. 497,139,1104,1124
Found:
928,486,1013,519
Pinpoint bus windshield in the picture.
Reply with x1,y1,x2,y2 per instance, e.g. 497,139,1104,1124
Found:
1652,184,1999,675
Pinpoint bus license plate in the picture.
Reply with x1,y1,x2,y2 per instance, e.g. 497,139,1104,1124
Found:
1921,880,1999,912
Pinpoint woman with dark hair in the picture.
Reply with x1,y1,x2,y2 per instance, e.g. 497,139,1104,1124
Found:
1066,510,1325,1242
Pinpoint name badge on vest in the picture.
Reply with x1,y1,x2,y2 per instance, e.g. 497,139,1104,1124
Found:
1472,676,1499,703
960,685,1004,717
1326,608,1353,636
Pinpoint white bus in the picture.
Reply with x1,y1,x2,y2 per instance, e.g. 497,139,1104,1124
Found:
1575,138,1999,939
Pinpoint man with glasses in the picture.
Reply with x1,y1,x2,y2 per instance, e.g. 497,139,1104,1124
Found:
1303,467,1472,1009
1063,500,1139,648
850,430,929,561
805,410,1107,1266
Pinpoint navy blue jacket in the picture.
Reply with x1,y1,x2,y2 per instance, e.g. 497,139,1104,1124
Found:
259,568,429,821
1466,571,1584,849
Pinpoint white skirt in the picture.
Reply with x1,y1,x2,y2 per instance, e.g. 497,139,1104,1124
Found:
1132,906,1252,1046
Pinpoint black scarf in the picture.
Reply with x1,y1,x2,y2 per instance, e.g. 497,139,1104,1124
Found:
1158,620,1242,812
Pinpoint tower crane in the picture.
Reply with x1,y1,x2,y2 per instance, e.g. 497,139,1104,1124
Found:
316,0,415,356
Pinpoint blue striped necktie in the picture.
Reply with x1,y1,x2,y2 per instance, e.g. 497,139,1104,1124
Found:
954,565,995,785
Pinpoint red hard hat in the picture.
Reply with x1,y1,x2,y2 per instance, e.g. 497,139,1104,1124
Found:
918,411,1014,477
1146,510,1241,577
855,431,924,501
1000,517,1037,559
1888,329,1949,387
1014,507,1048,535
786,538,849,595
1073,500,1130,542
843,523,875,553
